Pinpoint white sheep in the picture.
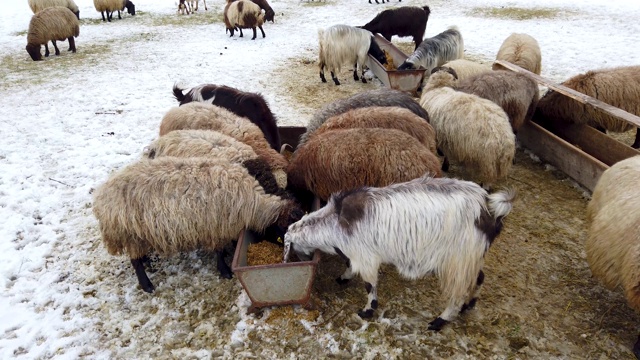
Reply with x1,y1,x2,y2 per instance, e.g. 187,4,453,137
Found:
419,67,516,189
397,26,464,76
93,0,135,22
492,33,541,75
317,24,388,85
441,59,491,81
26,6,79,61
28,0,80,19
586,155,640,357
224,0,265,40
284,174,515,330
92,156,304,292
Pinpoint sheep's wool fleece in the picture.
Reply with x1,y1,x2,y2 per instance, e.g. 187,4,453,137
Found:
29,0,79,14
492,33,541,75
93,0,126,12
27,6,79,45
92,157,287,259
586,155,640,311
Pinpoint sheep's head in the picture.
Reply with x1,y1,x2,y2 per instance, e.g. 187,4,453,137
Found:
25,43,42,61
423,66,458,91
431,66,458,80
125,1,136,15
397,60,416,71
368,36,387,66
265,8,275,23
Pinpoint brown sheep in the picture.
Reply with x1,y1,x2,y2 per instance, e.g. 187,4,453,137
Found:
26,6,79,61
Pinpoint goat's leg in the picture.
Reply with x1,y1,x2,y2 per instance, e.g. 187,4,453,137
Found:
44,43,50,57
361,64,367,83
632,128,640,149
331,71,340,86
428,263,472,331
319,62,327,83
357,268,379,319
334,247,353,284
52,40,60,56
259,25,265,38
353,62,359,81
460,270,484,313
203,0,207,10
131,257,155,293
251,27,257,40
216,249,233,279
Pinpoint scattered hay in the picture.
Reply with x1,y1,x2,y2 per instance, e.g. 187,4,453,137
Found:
144,10,223,26
467,6,574,21
265,305,320,324
247,241,283,266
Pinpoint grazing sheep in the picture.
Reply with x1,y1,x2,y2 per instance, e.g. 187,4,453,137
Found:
536,66,640,148
94,0,135,22
419,67,515,189
369,0,401,3
172,83,281,151
313,106,438,155
441,59,491,81
225,0,265,40
455,70,539,133
288,128,441,201
492,33,541,75
93,157,304,292
586,155,640,357
28,0,80,19
285,175,515,330
227,0,274,22
144,130,287,189
397,26,464,75
159,102,289,188
299,88,430,147
360,6,430,50
25,7,79,61
318,24,387,85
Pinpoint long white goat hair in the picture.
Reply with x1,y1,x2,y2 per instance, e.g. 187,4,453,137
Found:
398,26,464,73
318,25,378,84
285,175,514,329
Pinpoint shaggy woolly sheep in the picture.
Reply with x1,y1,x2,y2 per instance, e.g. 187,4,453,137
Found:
92,157,304,292
29,0,80,19
397,26,464,75
94,0,135,22
159,102,289,187
25,7,79,61
225,0,265,40
285,175,515,330
172,83,281,151
441,59,491,81
313,106,438,155
455,70,539,132
360,6,430,50
226,0,274,22
586,155,640,357
287,128,442,201
419,67,515,188
145,129,287,189
298,88,430,148
318,24,387,85
492,33,541,75
536,65,640,148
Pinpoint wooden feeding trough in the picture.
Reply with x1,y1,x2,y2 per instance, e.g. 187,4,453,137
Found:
232,127,321,314
495,60,640,190
366,34,426,96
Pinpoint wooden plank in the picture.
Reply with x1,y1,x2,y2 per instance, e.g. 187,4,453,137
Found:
517,120,608,192
535,116,640,166
494,60,640,128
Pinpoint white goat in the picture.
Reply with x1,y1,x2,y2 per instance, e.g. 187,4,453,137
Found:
397,26,464,76
285,175,515,330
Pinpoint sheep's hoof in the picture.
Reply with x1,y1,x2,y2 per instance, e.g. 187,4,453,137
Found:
428,317,448,331
320,76,327,83
460,298,477,313
358,309,374,319
361,78,367,84
333,79,341,86
336,277,350,285
140,281,155,293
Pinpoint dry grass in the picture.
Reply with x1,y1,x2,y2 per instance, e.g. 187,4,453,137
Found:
468,6,575,21
301,0,332,7
143,9,223,26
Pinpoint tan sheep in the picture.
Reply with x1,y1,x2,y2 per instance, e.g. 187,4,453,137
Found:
313,106,438,155
145,129,287,189
225,0,265,40
492,33,541,75
26,7,79,61
94,0,135,22
586,155,640,357
536,65,640,148
159,102,289,188
92,156,303,292
420,67,515,189
287,128,442,201
29,0,80,19
441,59,491,81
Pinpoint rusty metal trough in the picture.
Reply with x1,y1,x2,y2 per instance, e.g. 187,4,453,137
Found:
366,34,426,96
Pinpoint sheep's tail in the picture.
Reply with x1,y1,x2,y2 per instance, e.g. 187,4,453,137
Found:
487,189,516,220
447,25,460,32
172,82,186,103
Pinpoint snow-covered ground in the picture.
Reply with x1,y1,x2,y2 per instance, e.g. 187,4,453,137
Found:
1,0,639,358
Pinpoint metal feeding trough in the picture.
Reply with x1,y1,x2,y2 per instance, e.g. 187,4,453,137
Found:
366,34,426,96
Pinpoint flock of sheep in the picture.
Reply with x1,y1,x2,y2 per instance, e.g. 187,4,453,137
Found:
22,0,632,356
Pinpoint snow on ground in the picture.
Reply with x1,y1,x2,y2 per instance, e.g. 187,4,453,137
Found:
0,0,639,358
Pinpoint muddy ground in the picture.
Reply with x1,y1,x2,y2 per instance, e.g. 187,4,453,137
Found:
64,49,640,359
